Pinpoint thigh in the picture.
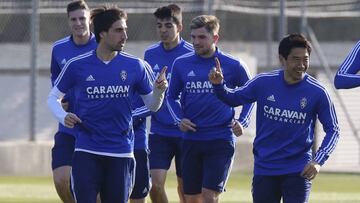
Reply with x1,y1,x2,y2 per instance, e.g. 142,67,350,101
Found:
252,175,282,203
101,157,135,203
148,134,175,170
182,140,203,195
202,139,235,193
71,151,101,203
51,132,75,170
130,150,150,199
282,173,312,203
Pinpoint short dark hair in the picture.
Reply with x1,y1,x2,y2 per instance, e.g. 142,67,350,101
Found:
91,6,127,43
153,4,182,25
190,15,220,35
66,0,89,15
278,33,312,59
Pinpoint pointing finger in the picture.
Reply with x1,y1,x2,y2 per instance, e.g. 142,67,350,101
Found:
215,57,222,73
159,66,168,79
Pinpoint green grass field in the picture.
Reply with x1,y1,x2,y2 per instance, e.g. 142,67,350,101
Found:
0,172,359,203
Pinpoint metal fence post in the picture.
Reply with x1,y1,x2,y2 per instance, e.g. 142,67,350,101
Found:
30,0,39,141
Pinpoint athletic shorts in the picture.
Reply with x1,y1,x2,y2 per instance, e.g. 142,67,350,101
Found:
130,149,151,199
148,133,182,177
182,139,235,195
252,173,312,203
71,151,135,203
51,131,75,170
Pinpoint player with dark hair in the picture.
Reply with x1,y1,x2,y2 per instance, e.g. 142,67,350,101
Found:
49,1,96,202
48,5,167,203
129,62,155,203
167,15,253,203
144,4,193,203
209,33,340,203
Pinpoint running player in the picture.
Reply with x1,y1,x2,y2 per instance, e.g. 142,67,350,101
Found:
144,4,193,203
129,62,155,203
209,33,340,203
49,1,96,202
167,15,254,203
47,6,167,203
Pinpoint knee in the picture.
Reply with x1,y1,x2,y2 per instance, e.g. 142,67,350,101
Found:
53,172,70,187
151,183,165,193
202,189,219,202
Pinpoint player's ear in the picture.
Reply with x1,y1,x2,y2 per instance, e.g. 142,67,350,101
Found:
279,55,286,66
213,34,219,44
100,31,106,39
177,23,183,32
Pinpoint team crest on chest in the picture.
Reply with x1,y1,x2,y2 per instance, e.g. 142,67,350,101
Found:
120,70,127,81
300,97,307,109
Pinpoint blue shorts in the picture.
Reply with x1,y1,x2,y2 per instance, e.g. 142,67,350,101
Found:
252,173,312,203
71,151,135,203
51,131,75,170
130,149,150,199
182,139,235,195
148,134,182,177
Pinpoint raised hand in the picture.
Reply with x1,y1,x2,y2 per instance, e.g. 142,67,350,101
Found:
64,112,82,128
208,57,224,84
155,66,168,91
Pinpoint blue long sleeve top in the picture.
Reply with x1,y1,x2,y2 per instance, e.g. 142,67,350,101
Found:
167,48,254,141
144,39,193,137
214,69,340,175
50,34,97,135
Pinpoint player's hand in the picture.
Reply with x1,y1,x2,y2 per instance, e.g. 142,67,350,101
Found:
179,118,196,132
155,66,168,92
64,113,81,128
61,97,69,111
300,161,321,180
231,120,244,137
208,57,224,85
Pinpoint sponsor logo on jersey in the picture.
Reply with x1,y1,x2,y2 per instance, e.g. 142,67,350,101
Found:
120,70,127,81
187,70,196,77
267,94,275,102
185,80,214,93
153,64,160,70
263,105,307,124
86,75,95,81
86,85,130,99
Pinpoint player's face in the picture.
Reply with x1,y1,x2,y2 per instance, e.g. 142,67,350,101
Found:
102,19,128,52
68,9,90,38
280,47,310,84
191,27,218,58
156,18,181,44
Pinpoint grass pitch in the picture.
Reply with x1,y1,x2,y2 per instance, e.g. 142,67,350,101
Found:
0,172,359,203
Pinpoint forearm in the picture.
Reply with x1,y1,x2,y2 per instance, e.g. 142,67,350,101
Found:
47,87,67,125
237,103,255,128
334,73,360,89
213,83,246,107
140,87,165,112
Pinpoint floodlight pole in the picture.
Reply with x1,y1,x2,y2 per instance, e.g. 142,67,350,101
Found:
30,0,39,141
